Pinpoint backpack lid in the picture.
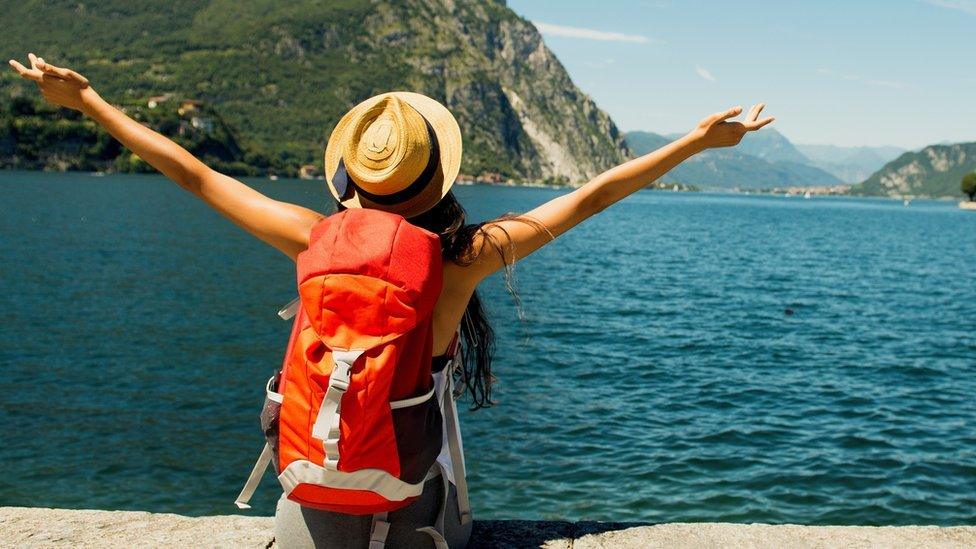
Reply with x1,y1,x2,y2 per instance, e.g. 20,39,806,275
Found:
296,208,443,351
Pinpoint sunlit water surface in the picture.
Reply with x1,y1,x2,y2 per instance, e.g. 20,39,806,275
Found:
1,171,974,524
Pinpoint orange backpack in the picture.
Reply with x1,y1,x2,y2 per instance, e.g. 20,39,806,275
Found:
235,208,471,546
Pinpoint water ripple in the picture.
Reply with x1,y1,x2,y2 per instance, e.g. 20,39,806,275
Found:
1,175,974,524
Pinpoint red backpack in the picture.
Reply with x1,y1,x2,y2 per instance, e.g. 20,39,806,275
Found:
235,208,471,546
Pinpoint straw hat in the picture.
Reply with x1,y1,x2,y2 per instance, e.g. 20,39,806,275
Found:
324,92,462,218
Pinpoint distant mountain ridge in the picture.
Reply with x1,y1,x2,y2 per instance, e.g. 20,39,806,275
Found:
624,128,909,189
735,129,810,164
0,0,627,182
849,142,976,198
625,129,841,189
796,144,906,182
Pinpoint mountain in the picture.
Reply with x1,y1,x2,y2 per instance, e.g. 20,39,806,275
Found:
734,128,810,164
797,144,905,165
0,0,627,183
795,144,906,183
623,131,671,158
849,142,976,198
624,130,841,189
675,152,840,189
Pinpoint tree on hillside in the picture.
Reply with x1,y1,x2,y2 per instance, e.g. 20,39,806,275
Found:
963,172,976,202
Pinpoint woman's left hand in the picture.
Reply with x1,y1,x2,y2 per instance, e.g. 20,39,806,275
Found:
688,103,774,151
8,53,97,112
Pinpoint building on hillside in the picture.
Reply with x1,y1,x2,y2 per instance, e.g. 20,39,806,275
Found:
178,100,203,116
190,116,214,133
299,164,320,179
475,172,504,184
147,94,173,109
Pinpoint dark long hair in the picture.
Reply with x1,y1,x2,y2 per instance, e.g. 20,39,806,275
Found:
337,191,547,410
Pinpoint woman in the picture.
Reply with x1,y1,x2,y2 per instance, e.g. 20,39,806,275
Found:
9,53,773,548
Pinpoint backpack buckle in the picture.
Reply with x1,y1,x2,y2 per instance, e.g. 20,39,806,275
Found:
329,362,352,393
329,350,362,388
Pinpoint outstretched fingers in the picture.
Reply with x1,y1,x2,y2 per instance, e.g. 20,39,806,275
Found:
36,58,89,86
742,102,774,130
8,57,42,82
8,53,89,87
701,106,742,128
746,103,765,122
745,116,775,131
711,105,743,125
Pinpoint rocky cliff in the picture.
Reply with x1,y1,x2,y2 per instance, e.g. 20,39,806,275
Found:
850,142,976,197
0,0,628,183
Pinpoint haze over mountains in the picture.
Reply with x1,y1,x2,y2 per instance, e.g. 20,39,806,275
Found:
625,129,905,190
796,144,907,183
627,126,976,197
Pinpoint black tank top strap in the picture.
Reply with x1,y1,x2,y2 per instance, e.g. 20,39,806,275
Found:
431,328,461,373
431,353,451,373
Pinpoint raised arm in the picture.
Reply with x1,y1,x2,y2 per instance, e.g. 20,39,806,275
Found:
461,104,774,282
8,54,323,260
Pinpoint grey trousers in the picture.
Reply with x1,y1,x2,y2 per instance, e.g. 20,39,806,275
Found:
274,477,473,549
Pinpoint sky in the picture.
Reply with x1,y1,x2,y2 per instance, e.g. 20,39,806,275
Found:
506,0,976,149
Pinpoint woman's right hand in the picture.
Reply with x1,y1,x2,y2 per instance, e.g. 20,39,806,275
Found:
8,53,98,113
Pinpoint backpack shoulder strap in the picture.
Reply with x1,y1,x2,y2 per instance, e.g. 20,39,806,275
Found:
276,212,334,321
446,327,461,359
443,325,471,524
278,297,301,320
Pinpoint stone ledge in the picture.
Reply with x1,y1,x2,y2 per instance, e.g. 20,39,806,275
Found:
2,507,974,548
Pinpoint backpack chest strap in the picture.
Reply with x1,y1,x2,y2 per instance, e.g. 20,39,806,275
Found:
311,348,364,470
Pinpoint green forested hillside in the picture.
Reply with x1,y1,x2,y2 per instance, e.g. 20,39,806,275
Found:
849,142,976,198
0,97,121,172
0,95,261,174
0,0,627,181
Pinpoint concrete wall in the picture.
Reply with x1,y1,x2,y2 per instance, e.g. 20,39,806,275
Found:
2,507,974,548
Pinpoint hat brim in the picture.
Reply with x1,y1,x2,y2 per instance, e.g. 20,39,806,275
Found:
324,92,462,219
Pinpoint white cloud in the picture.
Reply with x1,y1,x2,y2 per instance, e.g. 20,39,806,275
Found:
695,65,716,82
533,22,652,44
922,0,976,15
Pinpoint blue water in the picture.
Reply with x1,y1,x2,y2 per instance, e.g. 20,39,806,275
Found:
1,171,974,525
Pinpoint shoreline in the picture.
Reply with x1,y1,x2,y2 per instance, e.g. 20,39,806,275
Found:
1,168,968,200
2,507,974,548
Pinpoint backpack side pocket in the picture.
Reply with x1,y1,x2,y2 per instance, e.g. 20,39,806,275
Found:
390,384,442,484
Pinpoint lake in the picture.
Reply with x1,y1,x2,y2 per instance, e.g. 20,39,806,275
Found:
0,170,974,525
